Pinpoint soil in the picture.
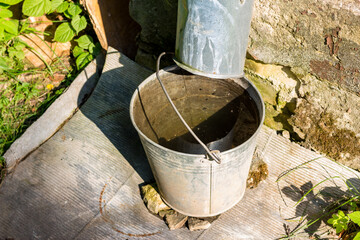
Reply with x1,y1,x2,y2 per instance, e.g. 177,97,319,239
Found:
246,153,268,189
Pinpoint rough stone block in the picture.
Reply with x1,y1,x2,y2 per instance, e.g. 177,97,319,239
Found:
164,210,188,230
249,0,360,94
187,216,218,231
141,183,170,215
158,209,172,219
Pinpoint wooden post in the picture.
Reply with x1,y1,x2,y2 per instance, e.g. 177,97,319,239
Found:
81,0,140,59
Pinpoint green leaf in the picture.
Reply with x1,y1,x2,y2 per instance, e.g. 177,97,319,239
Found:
15,50,25,59
0,8,12,18
19,19,30,33
0,26,4,40
1,19,18,35
8,46,16,58
3,30,15,41
54,22,75,42
0,0,22,5
88,42,96,54
350,202,358,211
50,0,62,12
64,2,81,18
354,232,360,240
71,15,86,34
55,0,67,12
0,56,8,70
14,42,25,50
349,211,360,226
22,0,51,17
72,45,84,58
8,47,24,59
91,42,101,56
327,210,350,234
75,35,93,49
0,3,11,8
76,52,92,70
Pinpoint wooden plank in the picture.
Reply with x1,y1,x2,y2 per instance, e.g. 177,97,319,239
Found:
0,48,359,239
81,0,140,58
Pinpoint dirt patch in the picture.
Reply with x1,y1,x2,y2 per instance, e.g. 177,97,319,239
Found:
247,153,269,189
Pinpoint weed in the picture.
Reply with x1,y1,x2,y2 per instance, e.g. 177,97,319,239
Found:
0,80,43,152
328,210,350,234
277,158,360,239
0,0,100,181
327,206,360,239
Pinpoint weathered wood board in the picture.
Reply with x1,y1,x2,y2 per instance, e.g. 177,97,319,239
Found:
0,48,359,239
81,0,140,58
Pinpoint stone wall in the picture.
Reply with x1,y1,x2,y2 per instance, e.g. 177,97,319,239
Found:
129,0,360,170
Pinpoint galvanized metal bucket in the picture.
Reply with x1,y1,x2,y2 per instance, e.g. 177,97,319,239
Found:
175,0,254,79
130,66,265,217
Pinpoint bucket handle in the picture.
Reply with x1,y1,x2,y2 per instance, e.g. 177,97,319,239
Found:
156,52,222,164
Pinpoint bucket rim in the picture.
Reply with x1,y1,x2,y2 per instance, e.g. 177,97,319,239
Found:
173,58,244,79
129,65,265,159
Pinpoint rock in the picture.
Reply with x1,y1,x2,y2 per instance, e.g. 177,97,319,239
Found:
158,209,172,219
49,72,67,83
290,99,360,171
245,59,298,94
247,153,268,189
141,183,170,215
282,130,290,139
188,216,218,231
249,0,360,94
292,126,306,140
164,210,188,230
18,73,45,83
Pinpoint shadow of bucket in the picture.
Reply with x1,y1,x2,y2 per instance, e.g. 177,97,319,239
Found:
130,66,265,217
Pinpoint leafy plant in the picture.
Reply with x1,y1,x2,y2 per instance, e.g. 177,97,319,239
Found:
0,81,42,155
327,209,360,239
22,0,51,17
0,0,100,75
0,0,100,181
1,0,88,43
72,34,100,70
277,158,360,239
52,1,87,42
327,210,350,234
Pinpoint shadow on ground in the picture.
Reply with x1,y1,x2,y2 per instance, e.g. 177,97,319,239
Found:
77,52,154,183
280,177,360,238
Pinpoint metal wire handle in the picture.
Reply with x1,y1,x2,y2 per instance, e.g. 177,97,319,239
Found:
156,52,222,164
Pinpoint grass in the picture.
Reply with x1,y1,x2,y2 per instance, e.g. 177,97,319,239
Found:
0,81,42,153
0,54,76,180
0,1,101,182
277,157,360,239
